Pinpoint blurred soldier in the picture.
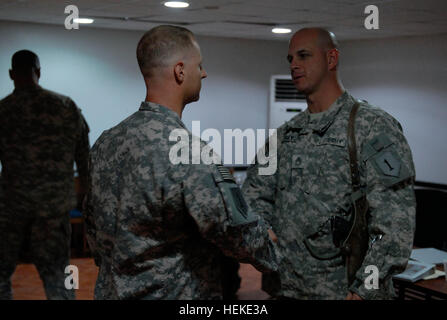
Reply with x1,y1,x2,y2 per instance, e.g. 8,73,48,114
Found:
84,25,278,300
0,50,90,299
243,28,416,300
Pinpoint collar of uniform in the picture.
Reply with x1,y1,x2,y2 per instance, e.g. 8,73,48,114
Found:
284,109,309,132
307,91,355,134
284,91,354,133
13,84,42,94
139,101,185,127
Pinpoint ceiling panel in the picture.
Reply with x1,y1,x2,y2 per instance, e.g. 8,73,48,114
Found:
0,0,445,41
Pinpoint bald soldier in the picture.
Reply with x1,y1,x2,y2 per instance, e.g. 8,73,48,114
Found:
243,28,416,300
0,50,90,299
84,25,278,300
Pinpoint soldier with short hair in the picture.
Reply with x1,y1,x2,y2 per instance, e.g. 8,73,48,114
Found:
0,50,90,300
243,28,416,300
84,25,278,300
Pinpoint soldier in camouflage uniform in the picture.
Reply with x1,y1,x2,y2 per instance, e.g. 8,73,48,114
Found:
0,50,90,299
84,25,278,300
243,28,416,300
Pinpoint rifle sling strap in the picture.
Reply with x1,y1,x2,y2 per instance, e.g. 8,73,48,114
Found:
348,102,362,192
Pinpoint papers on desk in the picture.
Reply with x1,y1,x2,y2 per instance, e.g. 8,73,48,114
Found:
422,269,445,281
393,260,436,282
410,248,447,265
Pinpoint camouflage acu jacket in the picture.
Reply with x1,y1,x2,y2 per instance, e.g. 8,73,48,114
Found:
0,85,90,216
85,101,278,300
243,91,416,300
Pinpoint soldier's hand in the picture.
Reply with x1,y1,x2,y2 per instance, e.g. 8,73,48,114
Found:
268,228,278,243
345,292,363,300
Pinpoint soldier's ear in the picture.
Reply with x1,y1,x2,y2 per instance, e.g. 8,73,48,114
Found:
327,48,339,71
9,69,14,81
174,62,185,85
35,68,41,80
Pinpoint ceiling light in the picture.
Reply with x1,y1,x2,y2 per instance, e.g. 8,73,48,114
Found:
164,1,190,8
73,18,94,24
272,28,292,34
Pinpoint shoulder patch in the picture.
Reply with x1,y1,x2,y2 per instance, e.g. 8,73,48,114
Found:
375,151,401,177
362,134,412,187
362,133,393,162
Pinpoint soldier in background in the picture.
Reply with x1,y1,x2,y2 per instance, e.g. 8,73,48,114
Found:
0,50,90,299
243,28,416,300
84,25,278,300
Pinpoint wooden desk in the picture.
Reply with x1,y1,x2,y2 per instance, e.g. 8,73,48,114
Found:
394,267,447,300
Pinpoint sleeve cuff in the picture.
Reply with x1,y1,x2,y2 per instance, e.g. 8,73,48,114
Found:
348,278,393,300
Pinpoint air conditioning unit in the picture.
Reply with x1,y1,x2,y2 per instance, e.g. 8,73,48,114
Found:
268,75,307,129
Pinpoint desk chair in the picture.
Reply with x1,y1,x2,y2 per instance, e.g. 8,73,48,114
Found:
69,209,88,257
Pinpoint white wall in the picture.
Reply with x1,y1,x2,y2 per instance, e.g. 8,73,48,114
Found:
0,21,288,145
0,21,146,143
1,21,446,184
339,34,447,184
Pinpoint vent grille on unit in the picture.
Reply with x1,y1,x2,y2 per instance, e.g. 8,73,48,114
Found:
275,79,306,101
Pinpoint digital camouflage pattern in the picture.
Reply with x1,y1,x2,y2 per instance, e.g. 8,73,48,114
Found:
85,101,278,300
243,91,416,300
0,85,90,300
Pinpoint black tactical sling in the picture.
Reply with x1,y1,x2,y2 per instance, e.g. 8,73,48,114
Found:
343,101,370,286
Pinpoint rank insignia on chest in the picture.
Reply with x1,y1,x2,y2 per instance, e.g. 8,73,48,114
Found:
282,134,298,143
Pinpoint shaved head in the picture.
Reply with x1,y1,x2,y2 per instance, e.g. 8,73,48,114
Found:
292,28,339,52
287,27,342,97
11,50,40,76
137,25,196,78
